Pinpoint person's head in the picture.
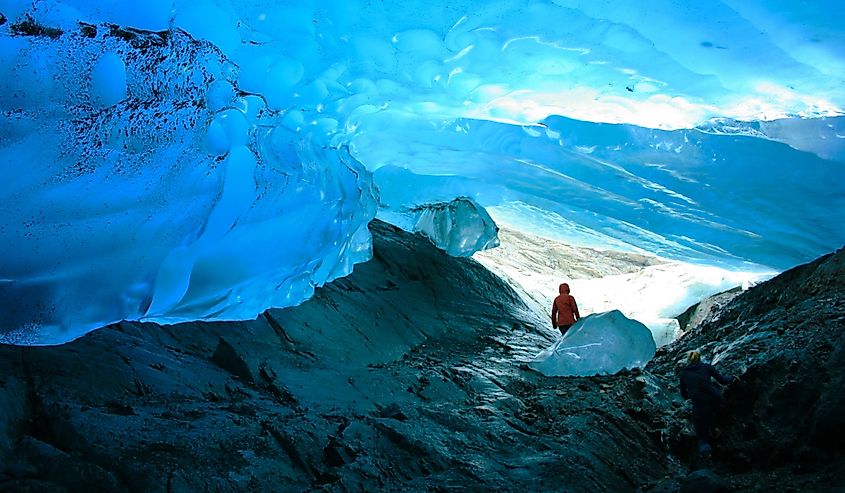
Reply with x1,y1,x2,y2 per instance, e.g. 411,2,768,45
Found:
559,283,570,294
687,351,701,365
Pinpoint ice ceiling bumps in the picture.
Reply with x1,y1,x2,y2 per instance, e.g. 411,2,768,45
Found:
1,0,844,344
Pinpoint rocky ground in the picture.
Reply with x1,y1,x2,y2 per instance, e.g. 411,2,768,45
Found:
0,221,843,492
648,246,845,492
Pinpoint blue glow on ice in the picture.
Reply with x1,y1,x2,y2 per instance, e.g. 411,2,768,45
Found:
1,0,844,344
529,310,657,377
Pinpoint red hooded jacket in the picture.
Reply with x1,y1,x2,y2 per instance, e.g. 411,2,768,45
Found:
551,283,580,327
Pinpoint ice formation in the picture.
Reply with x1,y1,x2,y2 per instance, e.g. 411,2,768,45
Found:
529,310,657,377
0,25,377,344
1,0,844,344
377,196,499,257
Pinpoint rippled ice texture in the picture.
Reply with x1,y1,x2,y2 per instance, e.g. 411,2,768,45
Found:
1,0,844,344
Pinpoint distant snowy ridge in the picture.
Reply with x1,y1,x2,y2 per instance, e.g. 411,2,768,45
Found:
474,226,775,347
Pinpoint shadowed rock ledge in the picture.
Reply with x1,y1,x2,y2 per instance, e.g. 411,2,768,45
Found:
648,246,845,491
0,221,843,492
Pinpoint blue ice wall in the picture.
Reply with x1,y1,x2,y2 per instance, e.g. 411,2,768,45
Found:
356,115,845,269
1,0,843,344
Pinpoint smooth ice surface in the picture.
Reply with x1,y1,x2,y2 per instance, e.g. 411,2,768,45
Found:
2,0,844,344
529,310,657,377
377,196,499,257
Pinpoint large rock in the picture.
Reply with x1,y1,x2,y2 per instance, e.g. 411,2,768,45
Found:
650,246,845,490
0,222,679,492
2,223,841,492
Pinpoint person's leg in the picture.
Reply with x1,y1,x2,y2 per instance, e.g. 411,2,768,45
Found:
558,324,572,336
692,402,715,454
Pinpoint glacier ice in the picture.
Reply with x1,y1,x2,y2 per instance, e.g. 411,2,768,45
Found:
378,196,499,257
1,1,844,344
529,310,657,377
0,24,376,344
353,114,845,270
409,198,499,257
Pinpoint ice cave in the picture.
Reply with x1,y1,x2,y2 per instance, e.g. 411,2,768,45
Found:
1,0,843,345
1,1,844,491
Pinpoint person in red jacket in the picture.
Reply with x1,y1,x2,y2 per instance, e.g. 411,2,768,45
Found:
551,282,580,336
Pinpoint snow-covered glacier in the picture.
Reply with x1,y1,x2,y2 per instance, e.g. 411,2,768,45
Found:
1,0,844,344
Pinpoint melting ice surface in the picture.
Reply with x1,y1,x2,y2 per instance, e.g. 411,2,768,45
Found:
1,0,844,344
529,310,657,377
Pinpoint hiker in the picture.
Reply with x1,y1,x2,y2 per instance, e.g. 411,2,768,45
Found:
551,282,580,336
679,350,738,456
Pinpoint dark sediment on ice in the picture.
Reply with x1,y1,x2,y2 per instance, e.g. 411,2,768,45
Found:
1,221,843,492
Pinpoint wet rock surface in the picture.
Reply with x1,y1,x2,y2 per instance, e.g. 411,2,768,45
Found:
647,246,845,492
0,223,843,492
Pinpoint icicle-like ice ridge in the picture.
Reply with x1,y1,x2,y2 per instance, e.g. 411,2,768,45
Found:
0,24,376,344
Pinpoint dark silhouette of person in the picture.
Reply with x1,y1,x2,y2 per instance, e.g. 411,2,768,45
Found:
551,282,580,336
679,350,737,456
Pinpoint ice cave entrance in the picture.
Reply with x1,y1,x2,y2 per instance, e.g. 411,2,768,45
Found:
473,222,773,376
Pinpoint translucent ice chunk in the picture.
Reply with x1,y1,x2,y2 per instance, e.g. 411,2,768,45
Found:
378,197,500,257
529,310,657,377
411,197,500,257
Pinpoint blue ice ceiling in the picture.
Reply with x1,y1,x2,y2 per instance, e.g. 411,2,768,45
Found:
1,0,844,344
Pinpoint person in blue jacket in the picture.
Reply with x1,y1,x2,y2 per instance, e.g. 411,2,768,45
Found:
679,350,738,456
